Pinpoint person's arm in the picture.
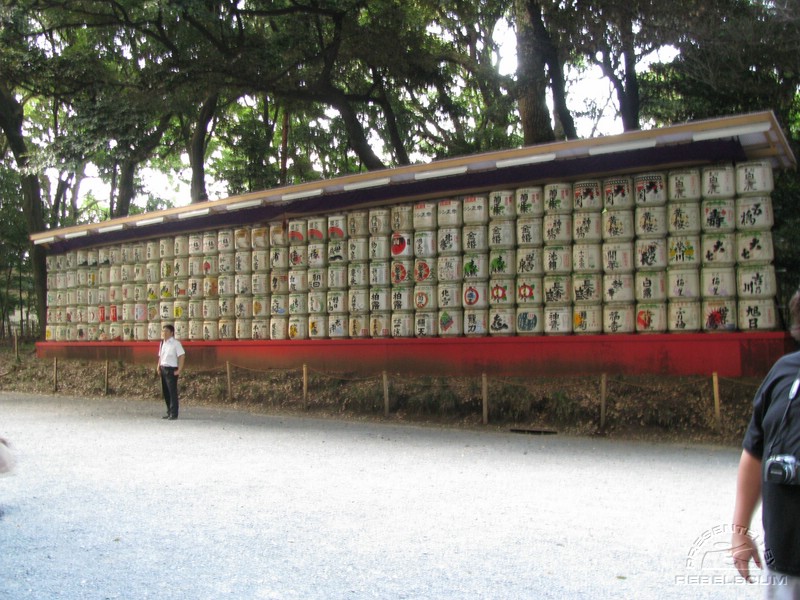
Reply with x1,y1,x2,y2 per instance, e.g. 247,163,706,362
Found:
731,449,763,581
175,352,185,376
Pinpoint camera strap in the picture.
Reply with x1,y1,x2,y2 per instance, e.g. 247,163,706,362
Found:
765,365,800,459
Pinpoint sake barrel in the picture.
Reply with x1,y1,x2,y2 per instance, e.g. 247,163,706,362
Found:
173,299,189,321
413,258,437,284
327,239,348,264
462,224,488,252
288,244,308,268
736,230,774,264
635,238,668,270
737,264,777,298
736,196,774,231
413,230,436,257
488,278,514,306
461,195,489,224
159,237,174,260
369,261,390,286
488,220,516,249
218,296,236,318
516,277,543,305
390,286,414,311
603,272,636,303
390,311,413,338
667,235,700,267
218,252,234,274
187,277,204,299
635,270,667,302
288,269,309,293
635,206,668,238
235,318,252,340
437,255,463,282
603,302,635,334
188,319,203,341
307,243,327,268
370,312,392,338
271,294,289,316
252,295,270,319
668,267,700,299
572,180,603,212
251,250,269,273
736,160,774,196
188,299,203,320
489,250,516,278
308,315,327,339
515,187,544,217
543,214,572,245
368,208,392,235
701,266,736,298
288,316,308,340
234,250,252,273
234,296,253,319
413,201,437,230
518,248,546,278
543,275,572,304
251,319,270,340
572,213,603,243
390,205,413,231
602,242,635,273
173,278,188,298
217,274,234,297
543,246,572,274
603,177,634,210
738,298,778,331
189,234,204,256
572,273,603,304
369,235,391,260
701,198,736,232
437,199,463,227
202,254,219,276
516,307,544,335
702,299,737,332
187,256,203,278
702,164,736,198
634,172,667,206
287,219,307,244
572,305,603,335
517,218,544,247
308,217,328,242
327,215,347,240
217,229,235,253
668,169,702,202
148,321,163,341
488,190,516,220
327,264,347,289
348,288,369,313
543,183,572,214
635,303,668,333
489,307,516,335
438,309,463,337
462,281,489,309
271,247,290,270
347,211,369,238
390,259,414,285
437,227,462,255
251,226,269,249
602,210,634,241
172,257,189,279
701,233,736,266
543,305,573,335
270,222,288,247
369,286,391,312
347,314,369,338
414,311,438,337
462,253,489,280
270,316,288,340
667,202,701,235
572,244,603,273
463,309,489,336
438,282,462,308
326,290,347,314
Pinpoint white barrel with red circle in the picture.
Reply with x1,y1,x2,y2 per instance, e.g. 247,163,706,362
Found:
635,303,668,333
488,279,514,306
463,281,489,309
413,258,436,283
287,220,307,244
516,277,543,305
305,217,325,243
702,299,737,332
413,284,437,311
289,245,308,269
390,259,414,286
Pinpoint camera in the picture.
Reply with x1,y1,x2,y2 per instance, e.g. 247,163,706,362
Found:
764,455,800,484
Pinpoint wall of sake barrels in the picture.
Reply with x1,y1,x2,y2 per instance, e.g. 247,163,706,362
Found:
43,161,779,342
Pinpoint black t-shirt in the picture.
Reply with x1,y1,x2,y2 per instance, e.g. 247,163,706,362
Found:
743,349,800,576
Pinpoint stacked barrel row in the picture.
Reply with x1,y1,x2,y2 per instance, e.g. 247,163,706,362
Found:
44,160,778,341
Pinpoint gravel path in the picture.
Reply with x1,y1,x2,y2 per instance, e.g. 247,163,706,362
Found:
0,391,763,600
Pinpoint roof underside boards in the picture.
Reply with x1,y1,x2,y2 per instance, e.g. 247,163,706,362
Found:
33,111,796,254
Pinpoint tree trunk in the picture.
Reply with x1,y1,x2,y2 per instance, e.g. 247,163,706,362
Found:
515,0,556,145
326,87,385,171
0,83,47,337
115,160,137,218
189,93,219,203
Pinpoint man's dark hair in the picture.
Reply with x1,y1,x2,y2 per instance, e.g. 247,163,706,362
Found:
163,324,175,334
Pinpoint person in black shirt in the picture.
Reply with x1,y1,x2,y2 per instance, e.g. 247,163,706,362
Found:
732,290,800,596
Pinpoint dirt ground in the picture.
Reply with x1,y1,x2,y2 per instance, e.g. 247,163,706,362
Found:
0,343,761,446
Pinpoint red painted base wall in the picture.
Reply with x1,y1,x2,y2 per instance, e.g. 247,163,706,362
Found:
37,332,796,378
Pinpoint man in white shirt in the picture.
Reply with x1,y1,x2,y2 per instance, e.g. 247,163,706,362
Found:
157,324,186,420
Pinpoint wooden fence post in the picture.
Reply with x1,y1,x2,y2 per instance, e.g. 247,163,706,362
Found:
226,361,233,402
53,357,58,392
104,360,109,396
482,373,489,425
14,332,19,361
712,372,721,429
383,371,390,417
